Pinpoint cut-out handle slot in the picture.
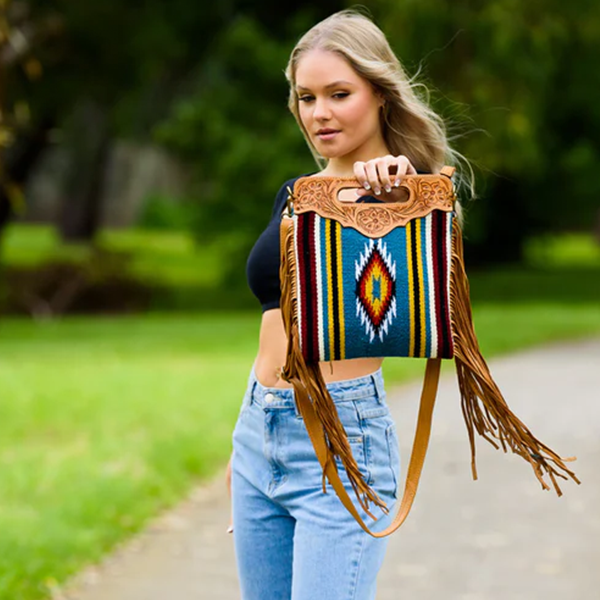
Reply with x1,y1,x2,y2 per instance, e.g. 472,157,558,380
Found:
336,185,411,204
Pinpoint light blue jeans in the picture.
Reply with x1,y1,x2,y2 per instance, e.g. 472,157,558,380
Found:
231,367,401,600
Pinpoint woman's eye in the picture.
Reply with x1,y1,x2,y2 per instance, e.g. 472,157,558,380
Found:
298,93,348,102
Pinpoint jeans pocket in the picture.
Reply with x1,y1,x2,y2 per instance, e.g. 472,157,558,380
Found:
334,433,369,486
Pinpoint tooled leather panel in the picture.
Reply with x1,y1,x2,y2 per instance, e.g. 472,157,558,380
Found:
290,172,456,238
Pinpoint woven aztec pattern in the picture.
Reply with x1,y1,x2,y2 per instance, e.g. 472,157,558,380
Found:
292,209,454,363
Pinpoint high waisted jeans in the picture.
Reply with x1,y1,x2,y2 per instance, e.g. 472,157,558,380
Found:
231,366,401,600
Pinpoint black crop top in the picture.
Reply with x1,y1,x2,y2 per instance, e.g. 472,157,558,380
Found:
246,170,429,311
246,173,312,311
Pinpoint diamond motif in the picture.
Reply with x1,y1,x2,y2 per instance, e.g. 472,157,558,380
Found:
355,240,397,342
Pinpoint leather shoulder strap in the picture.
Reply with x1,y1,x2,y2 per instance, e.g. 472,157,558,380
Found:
296,358,441,538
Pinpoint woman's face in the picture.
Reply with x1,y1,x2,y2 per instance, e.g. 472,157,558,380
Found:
295,49,385,160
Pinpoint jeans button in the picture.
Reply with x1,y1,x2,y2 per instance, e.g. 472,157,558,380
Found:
264,393,275,404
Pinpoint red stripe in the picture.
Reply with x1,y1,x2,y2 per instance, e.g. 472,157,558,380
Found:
306,213,320,361
438,212,453,358
444,214,455,357
296,214,309,358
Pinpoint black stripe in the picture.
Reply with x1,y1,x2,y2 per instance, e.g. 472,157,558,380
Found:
410,220,422,356
330,221,341,360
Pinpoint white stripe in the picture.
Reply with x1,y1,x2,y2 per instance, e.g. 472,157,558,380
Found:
445,213,452,320
314,215,325,361
426,213,438,358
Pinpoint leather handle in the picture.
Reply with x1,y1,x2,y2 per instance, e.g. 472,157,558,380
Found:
319,169,454,205
296,358,441,538
290,171,456,238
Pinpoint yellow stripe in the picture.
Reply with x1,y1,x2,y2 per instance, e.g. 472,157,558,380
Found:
335,222,345,359
325,219,335,359
415,219,427,357
406,221,415,356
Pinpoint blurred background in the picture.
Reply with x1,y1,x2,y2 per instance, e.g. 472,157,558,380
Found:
0,1,599,599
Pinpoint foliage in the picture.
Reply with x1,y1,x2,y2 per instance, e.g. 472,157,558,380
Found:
153,0,600,270
2,223,599,315
368,0,600,260
154,13,320,285
2,1,600,266
0,223,257,315
138,192,194,231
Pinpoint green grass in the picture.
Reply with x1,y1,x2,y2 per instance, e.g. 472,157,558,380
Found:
525,232,600,267
0,226,599,599
0,314,260,599
0,224,226,287
3,224,599,289
1,302,600,599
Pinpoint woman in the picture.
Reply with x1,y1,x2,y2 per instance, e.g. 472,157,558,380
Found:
228,9,472,600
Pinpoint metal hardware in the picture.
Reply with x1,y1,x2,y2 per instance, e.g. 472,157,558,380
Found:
284,185,295,217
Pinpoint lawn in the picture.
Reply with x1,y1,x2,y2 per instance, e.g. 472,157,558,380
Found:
0,226,599,600
0,224,226,287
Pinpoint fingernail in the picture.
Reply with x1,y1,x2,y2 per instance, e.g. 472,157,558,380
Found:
374,188,381,195
394,180,400,187
227,525,234,534
384,185,392,193
363,182,371,190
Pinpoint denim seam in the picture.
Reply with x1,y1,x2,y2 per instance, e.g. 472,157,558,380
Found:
348,525,368,600
353,401,373,486
386,423,399,500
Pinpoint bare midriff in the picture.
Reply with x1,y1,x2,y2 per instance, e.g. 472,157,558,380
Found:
253,308,383,388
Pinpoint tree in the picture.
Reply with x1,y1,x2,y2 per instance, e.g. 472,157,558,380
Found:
155,6,345,286
0,0,58,237
369,0,600,263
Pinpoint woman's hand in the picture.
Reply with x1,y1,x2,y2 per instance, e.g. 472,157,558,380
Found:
353,154,417,200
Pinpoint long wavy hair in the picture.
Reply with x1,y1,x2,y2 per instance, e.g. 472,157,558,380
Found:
284,9,475,201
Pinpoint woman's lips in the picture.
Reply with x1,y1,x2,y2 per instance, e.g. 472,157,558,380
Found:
316,130,340,141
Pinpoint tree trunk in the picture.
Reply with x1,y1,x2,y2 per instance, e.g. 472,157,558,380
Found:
58,99,110,242
0,115,56,236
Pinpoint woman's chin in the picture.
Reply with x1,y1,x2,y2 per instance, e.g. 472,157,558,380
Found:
316,146,349,160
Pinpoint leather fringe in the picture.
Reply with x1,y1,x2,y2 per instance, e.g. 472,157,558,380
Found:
279,218,389,518
449,218,580,496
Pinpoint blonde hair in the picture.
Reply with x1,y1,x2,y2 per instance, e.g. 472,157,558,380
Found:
284,8,476,202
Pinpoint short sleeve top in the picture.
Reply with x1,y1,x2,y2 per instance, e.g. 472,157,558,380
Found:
245,170,429,311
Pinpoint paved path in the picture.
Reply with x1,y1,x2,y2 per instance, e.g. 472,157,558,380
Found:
63,338,600,600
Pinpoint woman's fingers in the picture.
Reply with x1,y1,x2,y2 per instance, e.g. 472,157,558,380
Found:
376,156,395,193
389,155,417,185
353,155,417,198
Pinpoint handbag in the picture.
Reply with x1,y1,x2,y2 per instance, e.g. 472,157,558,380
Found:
279,166,579,537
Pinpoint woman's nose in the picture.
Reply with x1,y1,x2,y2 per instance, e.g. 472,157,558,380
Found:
313,98,332,120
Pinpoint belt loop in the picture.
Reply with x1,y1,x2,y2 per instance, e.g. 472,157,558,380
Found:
370,370,384,403
292,388,302,418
